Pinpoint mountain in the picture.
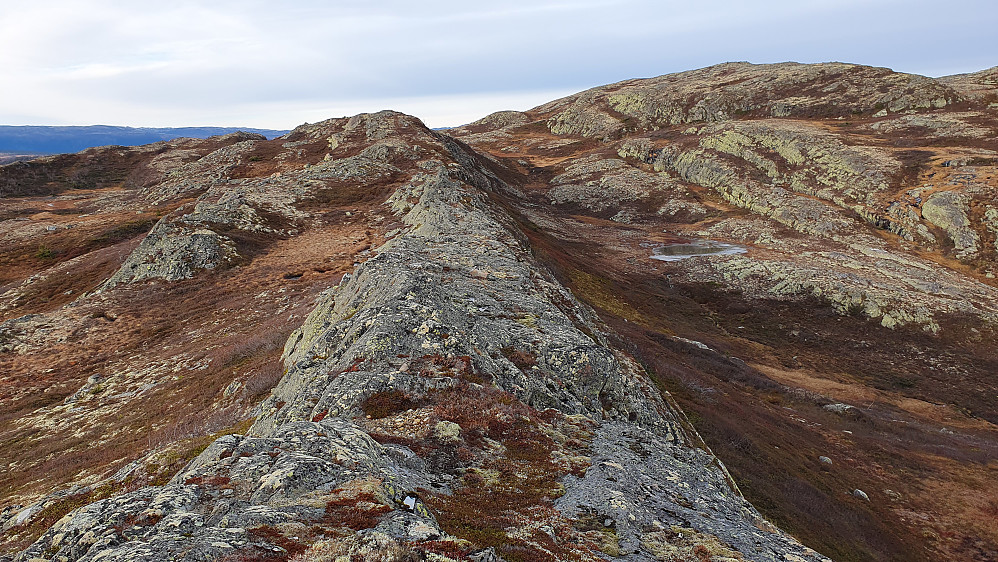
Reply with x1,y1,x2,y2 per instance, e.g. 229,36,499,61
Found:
0,125,291,156
0,62,996,562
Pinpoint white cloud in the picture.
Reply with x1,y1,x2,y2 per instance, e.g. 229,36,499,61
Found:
0,87,579,130
0,0,994,127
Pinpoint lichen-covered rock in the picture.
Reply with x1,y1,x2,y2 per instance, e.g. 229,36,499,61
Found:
867,112,995,139
101,110,443,289
102,220,239,286
546,155,699,219
15,418,436,562
556,422,824,560
648,143,861,240
257,155,676,435
938,65,998,101
534,62,961,140
673,216,998,331
463,110,530,131
921,190,980,257
15,113,828,562
613,120,904,242
600,124,998,330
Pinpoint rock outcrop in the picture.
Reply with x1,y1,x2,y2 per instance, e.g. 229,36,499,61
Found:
452,62,998,331
4,62,998,562
535,62,960,140
10,113,828,562
445,62,998,560
103,221,239,286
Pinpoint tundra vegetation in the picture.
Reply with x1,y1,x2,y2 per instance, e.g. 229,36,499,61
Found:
1,62,997,562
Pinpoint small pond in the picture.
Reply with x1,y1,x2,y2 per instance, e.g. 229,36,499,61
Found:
650,239,747,262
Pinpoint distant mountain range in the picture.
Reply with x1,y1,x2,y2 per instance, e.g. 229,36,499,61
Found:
0,124,290,156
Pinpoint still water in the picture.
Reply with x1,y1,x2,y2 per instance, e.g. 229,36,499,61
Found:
650,239,747,262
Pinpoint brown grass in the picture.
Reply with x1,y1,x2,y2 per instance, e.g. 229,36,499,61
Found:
0,199,385,555
322,490,392,531
361,390,423,420
420,383,596,561
549,246,997,561
459,130,998,561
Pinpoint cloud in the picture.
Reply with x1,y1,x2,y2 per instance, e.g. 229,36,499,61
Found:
0,0,994,127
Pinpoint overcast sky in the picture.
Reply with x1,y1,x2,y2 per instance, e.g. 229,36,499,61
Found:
1,0,995,129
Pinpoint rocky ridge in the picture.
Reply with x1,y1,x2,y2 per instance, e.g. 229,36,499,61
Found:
5,113,828,561
2,61,997,562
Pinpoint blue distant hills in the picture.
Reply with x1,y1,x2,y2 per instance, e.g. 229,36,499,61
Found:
0,125,291,155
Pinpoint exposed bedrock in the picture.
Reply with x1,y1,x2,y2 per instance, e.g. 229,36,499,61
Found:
15,113,828,562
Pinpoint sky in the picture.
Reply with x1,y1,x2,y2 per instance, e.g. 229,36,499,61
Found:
0,0,995,130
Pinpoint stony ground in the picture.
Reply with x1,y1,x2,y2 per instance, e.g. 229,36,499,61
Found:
450,62,998,562
1,62,996,561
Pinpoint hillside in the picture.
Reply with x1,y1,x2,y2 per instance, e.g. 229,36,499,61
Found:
1,62,996,562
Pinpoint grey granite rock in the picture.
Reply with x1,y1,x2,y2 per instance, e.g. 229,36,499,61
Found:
15,112,829,562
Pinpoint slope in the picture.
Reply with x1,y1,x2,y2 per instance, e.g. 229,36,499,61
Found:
449,61,998,561
2,111,828,561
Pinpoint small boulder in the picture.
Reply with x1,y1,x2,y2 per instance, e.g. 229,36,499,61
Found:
469,547,504,562
852,489,870,501
823,403,856,415
434,420,461,442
